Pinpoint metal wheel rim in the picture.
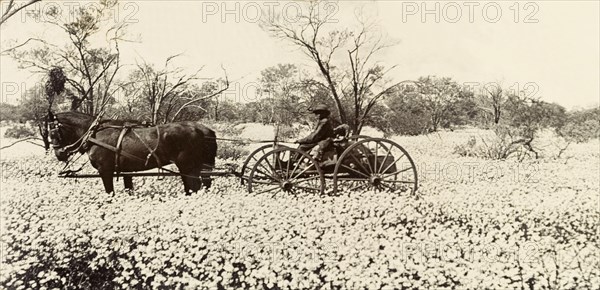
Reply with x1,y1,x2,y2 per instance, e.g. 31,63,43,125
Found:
332,138,418,195
247,148,325,196
240,144,288,185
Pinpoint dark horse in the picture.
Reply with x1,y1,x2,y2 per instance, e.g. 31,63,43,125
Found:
46,111,217,194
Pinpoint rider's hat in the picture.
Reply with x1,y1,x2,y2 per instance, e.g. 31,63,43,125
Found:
310,104,330,114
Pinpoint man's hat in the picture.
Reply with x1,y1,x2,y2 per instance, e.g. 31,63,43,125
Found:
310,104,330,113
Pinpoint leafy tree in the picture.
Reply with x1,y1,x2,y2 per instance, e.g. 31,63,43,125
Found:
553,107,599,158
7,0,128,114
384,85,432,135
383,76,474,134
0,103,20,122
261,1,403,134
414,76,474,132
257,64,306,125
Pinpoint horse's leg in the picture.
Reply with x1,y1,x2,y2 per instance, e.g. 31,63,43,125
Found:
201,176,213,189
188,168,202,193
100,171,114,194
200,165,213,189
177,166,201,195
123,176,134,190
177,166,191,195
180,175,190,195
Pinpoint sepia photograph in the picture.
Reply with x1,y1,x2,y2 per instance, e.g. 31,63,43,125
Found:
0,0,598,289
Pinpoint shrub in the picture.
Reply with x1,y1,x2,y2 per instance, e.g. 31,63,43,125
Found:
276,124,302,140
0,103,21,122
453,136,478,157
551,108,600,158
453,125,537,160
4,124,37,139
217,141,249,160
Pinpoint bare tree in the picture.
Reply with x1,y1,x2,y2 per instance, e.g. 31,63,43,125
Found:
0,0,41,26
478,83,505,124
171,73,229,122
7,1,130,114
124,55,229,124
261,1,403,134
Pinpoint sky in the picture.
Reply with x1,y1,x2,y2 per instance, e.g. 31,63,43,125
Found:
0,0,599,110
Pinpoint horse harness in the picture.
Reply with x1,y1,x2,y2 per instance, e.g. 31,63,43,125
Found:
94,124,162,176
49,116,163,176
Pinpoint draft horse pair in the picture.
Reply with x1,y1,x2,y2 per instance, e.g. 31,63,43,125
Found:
45,111,217,194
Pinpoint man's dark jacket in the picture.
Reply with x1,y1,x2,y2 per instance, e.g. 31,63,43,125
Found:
297,118,335,144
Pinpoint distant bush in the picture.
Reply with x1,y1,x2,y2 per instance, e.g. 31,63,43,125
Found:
217,141,248,160
0,103,21,122
4,124,37,139
454,125,538,161
276,124,302,140
551,107,600,158
207,122,245,137
452,136,478,157
206,122,249,160
384,97,432,136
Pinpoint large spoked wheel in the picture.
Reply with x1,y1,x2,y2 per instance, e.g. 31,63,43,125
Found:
333,138,418,195
247,148,325,196
347,135,371,141
240,144,289,185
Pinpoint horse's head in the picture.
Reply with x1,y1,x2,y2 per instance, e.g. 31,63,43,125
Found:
45,111,93,162
44,111,68,161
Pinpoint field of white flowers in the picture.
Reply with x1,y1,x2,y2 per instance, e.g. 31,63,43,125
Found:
1,127,598,289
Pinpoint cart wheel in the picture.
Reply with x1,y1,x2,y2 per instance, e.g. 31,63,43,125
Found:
247,148,325,196
347,135,371,141
240,144,288,185
333,138,418,195
347,135,388,150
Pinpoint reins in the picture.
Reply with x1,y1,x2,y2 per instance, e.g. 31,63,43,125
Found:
52,115,293,180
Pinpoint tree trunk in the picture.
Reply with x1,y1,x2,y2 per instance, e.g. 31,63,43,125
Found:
37,123,50,151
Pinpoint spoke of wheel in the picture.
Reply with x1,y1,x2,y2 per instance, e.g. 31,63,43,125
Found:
256,185,280,195
285,151,291,179
349,152,371,175
363,144,374,173
338,177,370,182
379,182,395,192
291,162,316,180
301,178,320,192
276,152,286,179
288,154,303,180
377,147,393,174
348,181,369,191
374,142,378,174
291,175,321,184
340,164,370,178
380,152,405,174
246,149,265,170
251,179,279,185
254,167,279,182
381,166,413,179
263,156,278,176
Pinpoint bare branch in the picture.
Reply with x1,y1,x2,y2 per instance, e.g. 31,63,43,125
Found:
0,137,44,150
0,0,41,26
170,66,229,122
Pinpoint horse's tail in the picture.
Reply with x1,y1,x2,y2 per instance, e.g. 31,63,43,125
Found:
203,127,217,170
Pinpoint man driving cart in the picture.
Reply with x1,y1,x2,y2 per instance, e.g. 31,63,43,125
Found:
295,104,336,161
